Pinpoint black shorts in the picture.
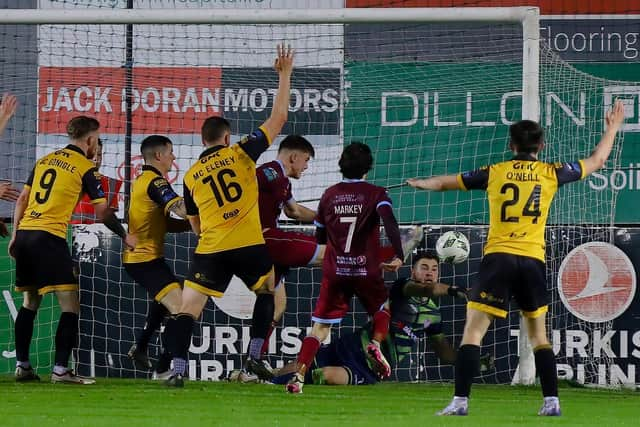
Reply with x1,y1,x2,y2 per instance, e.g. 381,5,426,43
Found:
468,252,548,319
124,258,180,301
185,244,273,297
14,230,77,295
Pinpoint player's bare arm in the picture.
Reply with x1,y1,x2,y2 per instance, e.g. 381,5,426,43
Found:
283,200,316,223
94,202,136,250
581,99,625,176
406,175,461,191
8,186,30,258
0,181,20,202
0,93,18,135
188,215,201,236
260,44,294,142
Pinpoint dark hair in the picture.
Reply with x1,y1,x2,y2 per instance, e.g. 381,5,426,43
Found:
201,116,231,144
141,135,172,162
97,138,103,147
66,116,100,140
509,120,544,154
339,142,373,179
278,135,315,157
412,250,439,267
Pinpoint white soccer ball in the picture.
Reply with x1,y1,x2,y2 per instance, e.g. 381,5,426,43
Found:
435,231,470,264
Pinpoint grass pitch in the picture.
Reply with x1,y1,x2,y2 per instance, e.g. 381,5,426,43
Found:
0,376,638,426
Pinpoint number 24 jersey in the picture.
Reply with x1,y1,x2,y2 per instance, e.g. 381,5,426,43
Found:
458,153,584,262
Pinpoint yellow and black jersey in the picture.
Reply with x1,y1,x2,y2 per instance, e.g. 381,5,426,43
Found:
19,144,105,239
184,127,271,254
123,165,181,264
458,153,585,262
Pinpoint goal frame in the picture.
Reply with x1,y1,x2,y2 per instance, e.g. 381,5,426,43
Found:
0,6,540,385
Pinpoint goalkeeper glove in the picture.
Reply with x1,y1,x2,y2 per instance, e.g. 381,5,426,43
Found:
447,285,468,300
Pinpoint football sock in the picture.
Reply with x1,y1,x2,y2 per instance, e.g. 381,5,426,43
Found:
534,345,558,398
54,312,79,368
171,313,194,374
53,365,68,375
260,320,277,357
296,335,322,375
454,344,480,398
156,351,172,374
173,358,187,377
137,301,168,352
372,307,391,343
249,293,274,358
156,316,175,373
15,307,37,363
248,338,264,360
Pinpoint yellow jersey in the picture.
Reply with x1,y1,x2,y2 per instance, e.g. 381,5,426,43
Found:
458,153,585,262
19,144,106,239
183,127,271,254
123,165,181,264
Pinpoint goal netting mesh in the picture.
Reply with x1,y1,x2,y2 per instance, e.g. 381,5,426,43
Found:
0,2,631,386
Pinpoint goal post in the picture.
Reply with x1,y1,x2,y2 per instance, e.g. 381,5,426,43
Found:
1,5,626,386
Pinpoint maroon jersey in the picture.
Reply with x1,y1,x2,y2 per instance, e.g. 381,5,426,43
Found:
315,179,392,277
257,160,292,230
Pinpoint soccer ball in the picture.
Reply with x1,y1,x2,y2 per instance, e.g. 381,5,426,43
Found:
435,231,470,264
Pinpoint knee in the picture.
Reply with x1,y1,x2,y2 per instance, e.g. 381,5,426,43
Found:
528,333,550,349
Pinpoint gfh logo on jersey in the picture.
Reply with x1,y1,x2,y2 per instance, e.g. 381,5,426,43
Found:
558,242,636,323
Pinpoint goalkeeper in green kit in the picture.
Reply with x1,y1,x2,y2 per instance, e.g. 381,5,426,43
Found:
236,251,493,385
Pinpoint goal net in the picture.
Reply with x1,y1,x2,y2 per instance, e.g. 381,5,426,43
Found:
0,2,632,387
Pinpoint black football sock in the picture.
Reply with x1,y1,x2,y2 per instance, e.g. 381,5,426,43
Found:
249,293,274,360
171,313,195,375
54,312,79,368
15,307,37,364
137,301,168,352
454,344,480,398
534,345,558,397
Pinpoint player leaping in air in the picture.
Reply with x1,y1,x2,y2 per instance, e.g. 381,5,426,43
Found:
407,100,625,416
253,135,323,372
165,44,294,387
286,142,405,394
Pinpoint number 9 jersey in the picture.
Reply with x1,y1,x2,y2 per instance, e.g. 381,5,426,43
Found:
19,144,105,239
458,153,584,262
183,127,271,254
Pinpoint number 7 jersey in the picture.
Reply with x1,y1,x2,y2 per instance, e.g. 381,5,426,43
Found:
183,127,271,254
458,153,585,262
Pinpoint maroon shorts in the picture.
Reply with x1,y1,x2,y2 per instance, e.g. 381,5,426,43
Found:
264,228,320,284
312,274,388,324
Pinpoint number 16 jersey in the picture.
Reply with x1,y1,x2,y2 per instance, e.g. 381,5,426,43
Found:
183,127,271,254
458,153,584,262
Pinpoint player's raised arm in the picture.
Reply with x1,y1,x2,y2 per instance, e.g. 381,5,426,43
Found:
581,99,625,177
406,175,461,191
0,181,20,202
260,44,294,143
0,93,18,137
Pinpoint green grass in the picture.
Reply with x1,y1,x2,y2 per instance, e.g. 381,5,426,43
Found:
0,377,638,426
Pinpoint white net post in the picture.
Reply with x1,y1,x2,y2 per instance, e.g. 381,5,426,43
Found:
511,6,540,386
